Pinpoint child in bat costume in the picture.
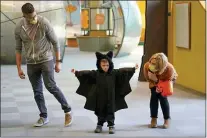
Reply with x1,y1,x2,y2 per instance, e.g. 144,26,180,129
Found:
71,51,138,134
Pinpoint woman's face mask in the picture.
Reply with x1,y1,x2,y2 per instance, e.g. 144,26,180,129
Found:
149,64,158,73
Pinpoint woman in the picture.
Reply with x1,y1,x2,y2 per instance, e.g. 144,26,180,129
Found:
143,53,178,129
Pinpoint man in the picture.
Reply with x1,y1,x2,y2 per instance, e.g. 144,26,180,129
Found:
14,3,72,127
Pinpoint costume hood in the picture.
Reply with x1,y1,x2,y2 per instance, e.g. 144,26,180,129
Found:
95,51,114,72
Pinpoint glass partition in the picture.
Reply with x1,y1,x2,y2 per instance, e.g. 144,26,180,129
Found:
1,1,67,64
1,0,142,64
90,8,109,30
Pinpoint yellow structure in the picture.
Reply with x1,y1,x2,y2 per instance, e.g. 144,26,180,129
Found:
168,1,206,94
137,1,146,43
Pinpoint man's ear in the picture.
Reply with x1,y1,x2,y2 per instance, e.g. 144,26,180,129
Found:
106,51,113,59
95,52,103,59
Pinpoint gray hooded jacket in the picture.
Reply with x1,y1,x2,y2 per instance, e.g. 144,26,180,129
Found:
14,15,60,64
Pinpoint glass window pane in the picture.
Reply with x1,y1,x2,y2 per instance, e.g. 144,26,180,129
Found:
90,8,108,30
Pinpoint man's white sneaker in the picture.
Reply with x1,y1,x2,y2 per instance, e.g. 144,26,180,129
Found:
34,117,49,127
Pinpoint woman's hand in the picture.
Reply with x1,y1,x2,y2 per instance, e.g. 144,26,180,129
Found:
156,87,161,93
148,71,158,82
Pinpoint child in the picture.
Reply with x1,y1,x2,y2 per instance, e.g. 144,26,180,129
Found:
71,51,138,134
143,53,178,129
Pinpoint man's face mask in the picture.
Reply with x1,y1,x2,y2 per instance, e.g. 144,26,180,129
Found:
30,17,37,24
24,13,38,25
149,64,158,73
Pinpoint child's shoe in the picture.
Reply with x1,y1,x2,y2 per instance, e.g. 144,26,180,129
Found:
94,125,102,133
109,126,115,134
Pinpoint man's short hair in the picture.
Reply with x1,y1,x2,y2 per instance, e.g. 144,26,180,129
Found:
21,3,34,14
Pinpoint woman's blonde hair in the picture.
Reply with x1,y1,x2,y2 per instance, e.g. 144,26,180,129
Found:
149,53,168,73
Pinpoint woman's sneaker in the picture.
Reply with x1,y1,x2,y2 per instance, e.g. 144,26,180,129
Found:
94,125,102,133
34,117,49,127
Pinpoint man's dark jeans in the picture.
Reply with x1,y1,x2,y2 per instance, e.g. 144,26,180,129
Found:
27,60,71,118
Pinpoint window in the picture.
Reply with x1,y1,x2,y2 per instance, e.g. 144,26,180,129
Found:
90,8,113,31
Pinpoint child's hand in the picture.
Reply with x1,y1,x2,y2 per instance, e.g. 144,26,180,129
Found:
135,64,139,69
71,69,76,74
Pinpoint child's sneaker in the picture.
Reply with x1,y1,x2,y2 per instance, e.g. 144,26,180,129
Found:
94,125,102,133
34,117,49,127
109,126,115,134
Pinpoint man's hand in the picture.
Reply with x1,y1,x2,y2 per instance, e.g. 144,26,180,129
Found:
148,71,158,82
55,62,61,73
18,69,25,79
71,69,76,74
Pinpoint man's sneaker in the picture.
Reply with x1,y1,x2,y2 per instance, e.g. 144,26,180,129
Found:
65,111,73,127
109,126,115,134
94,125,102,133
34,117,49,127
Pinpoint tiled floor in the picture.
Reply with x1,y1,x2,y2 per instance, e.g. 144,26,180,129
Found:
1,47,206,138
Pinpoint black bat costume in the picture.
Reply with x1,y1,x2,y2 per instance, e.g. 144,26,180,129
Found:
74,51,136,127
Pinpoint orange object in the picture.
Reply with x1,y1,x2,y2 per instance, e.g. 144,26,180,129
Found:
81,10,89,29
95,14,105,25
117,7,123,17
67,38,78,47
65,4,77,13
90,31,106,36
157,80,173,97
